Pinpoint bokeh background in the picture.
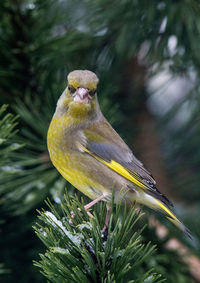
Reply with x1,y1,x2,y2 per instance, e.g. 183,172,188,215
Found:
1,0,200,282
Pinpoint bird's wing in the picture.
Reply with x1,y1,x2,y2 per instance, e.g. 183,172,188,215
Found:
82,118,173,208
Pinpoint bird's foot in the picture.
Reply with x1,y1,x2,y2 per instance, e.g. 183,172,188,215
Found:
69,195,105,225
69,208,94,225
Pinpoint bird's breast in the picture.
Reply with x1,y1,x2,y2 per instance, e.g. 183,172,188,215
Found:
47,116,139,202
47,116,94,195
48,116,85,153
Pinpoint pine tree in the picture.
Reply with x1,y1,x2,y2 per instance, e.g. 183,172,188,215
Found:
0,105,18,275
34,196,163,283
1,0,200,282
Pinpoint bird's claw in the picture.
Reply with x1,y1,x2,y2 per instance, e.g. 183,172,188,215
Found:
69,207,94,225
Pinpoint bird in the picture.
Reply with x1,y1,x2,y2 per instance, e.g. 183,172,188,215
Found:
47,69,191,238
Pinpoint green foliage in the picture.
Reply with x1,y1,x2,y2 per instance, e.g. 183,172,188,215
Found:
1,0,200,282
0,104,19,162
34,196,163,283
0,0,124,215
0,96,66,215
0,104,22,211
0,105,44,282
0,0,93,102
0,104,18,275
85,0,200,74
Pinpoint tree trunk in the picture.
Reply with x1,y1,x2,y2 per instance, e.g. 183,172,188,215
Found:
123,57,173,198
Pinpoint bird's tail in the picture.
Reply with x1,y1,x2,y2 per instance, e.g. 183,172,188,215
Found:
136,192,192,239
154,199,192,239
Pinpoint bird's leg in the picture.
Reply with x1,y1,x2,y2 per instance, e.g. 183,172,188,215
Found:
69,194,105,224
103,207,111,230
84,194,105,211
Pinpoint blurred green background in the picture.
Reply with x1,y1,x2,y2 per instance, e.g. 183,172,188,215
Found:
1,0,200,282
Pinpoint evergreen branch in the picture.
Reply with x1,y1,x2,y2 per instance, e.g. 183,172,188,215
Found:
0,104,21,169
34,195,164,283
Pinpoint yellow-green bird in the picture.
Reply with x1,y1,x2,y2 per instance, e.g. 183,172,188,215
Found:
47,69,191,237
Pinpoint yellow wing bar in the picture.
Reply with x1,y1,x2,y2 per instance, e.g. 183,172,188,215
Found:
80,144,147,190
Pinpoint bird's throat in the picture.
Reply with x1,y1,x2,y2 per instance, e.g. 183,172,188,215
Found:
68,101,91,120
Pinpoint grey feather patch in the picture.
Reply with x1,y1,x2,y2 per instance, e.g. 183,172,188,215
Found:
88,141,155,184
87,141,173,209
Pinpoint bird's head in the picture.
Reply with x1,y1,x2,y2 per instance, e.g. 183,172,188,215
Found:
56,70,100,120
67,70,99,104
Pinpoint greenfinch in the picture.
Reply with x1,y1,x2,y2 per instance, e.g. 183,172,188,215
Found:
47,70,191,237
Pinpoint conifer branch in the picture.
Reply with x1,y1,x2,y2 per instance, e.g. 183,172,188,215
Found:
34,195,164,283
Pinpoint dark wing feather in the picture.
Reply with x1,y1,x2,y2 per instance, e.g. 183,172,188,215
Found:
88,141,173,208
88,141,153,181
84,118,173,208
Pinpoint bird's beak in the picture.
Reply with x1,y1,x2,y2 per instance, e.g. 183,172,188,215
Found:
73,88,89,104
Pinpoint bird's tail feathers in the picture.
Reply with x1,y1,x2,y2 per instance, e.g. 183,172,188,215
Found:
155,199,192,239
136,192,192,239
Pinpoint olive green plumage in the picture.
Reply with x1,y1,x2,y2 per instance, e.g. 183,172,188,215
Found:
47,70,192,238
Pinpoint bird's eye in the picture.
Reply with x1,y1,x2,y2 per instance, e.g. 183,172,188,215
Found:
68,85,76,94
89,89,96,97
